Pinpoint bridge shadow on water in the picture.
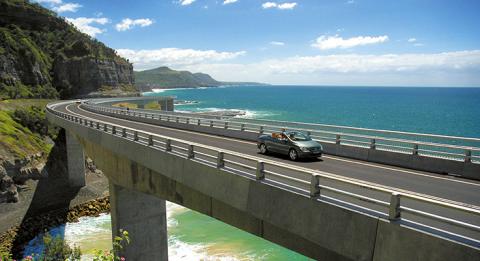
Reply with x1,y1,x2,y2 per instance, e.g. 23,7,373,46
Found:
12,130,81,259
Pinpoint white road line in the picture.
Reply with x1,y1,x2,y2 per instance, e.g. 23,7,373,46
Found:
70,104,480,188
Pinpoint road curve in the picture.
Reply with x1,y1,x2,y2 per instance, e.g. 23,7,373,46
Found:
56,103,480,206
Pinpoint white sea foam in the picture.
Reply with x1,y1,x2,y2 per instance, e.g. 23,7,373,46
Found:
23,203,240,260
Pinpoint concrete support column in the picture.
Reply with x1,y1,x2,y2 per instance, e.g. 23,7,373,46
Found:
65,130,85,187
109,182,168,261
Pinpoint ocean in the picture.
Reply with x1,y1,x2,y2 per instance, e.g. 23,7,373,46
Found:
24,85,480,260
145,85,480,138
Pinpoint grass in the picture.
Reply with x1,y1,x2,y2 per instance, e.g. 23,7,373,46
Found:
144,101,161,110
0,99,55,158
112,102,138,109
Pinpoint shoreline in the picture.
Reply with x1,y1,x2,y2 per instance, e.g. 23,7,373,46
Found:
0,197,110,258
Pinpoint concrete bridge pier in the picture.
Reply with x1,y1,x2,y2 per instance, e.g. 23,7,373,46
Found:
65,130,86,187
109,182,169,260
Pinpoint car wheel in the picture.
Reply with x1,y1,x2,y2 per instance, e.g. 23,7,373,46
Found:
289,149,298,161
259,143,268,154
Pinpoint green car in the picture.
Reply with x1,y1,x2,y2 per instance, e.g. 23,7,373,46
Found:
257,131,323,161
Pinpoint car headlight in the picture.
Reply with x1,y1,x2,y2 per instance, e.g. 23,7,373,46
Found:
300,147,310,152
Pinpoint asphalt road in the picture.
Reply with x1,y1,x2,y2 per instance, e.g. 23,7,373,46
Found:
54,102,480,241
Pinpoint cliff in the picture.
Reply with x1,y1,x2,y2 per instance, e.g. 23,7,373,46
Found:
0,0,136,99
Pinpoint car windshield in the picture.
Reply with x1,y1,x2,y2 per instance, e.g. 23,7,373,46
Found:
287,132,311,141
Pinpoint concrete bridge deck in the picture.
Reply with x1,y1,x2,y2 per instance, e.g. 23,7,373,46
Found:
47,100,480,260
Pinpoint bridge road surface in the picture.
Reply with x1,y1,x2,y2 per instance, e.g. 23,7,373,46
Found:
57,103,480,241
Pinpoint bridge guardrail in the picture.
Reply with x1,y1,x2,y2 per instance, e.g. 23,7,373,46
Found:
47,101,480,245
82,102,480,164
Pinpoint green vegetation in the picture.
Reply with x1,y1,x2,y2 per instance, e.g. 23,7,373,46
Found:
0,0,133,99
112,102,138,109
0,230,129,261
0,99,56,158
134,66,221,91
144,101,161,110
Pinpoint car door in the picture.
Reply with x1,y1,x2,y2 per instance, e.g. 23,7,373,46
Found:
264,136,280,153
276,135,291,155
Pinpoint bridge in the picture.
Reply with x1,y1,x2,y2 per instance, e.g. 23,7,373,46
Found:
46,98,480,261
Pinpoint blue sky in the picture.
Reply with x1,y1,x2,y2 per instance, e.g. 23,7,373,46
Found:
35,0,480,86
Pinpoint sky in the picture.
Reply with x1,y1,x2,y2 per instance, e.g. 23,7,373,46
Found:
34,0,480,86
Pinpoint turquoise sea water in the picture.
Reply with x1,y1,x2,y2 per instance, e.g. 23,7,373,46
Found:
145,86,480,138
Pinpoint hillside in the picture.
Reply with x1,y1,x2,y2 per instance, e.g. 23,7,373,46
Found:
135,66,266,91
134,66,221,91
0,0,136,99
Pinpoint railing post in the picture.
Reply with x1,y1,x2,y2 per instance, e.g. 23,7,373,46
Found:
167,116,170,122
389,192,401,221
176,117,179,123
148,135,154,146
370,139,376,150
217,151,224,168
134,131,138,141
241,124,245,131
224,122,228,129
412,144,419,155
103,124,108,132
310,174,320,198
197,119,201,126
112,126,116,135
335,134,341,145
90,121,93,128
186,118,190,124
165,139,172,152
122,128,127,138
259,126,264,134
96,122,100,129
210,120,214,128
465,150,472,163
187,145,194,159
256,161,265,180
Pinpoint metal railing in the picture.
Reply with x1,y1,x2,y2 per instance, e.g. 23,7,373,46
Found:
48,101,480,245
82,102,480,164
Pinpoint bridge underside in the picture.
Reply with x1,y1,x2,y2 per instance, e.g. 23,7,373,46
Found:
64,125,478,261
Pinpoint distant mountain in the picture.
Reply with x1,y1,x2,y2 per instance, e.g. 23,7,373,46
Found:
134,66,266,91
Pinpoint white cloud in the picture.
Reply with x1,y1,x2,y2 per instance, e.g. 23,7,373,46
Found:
312,35,389,50
270,41,285,46
115,18,154,32
178,0,196,6
414,43,425,47
347,0,355,4
170,50,480,86
116,48,246,70
262,2,297,10
277,2,297,9
35,0,63,4
52,3,82,13
66,17,109,37
408,38,417,43
223,0,238,5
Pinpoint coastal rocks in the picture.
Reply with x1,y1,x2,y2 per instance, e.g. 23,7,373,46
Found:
0,166,18,203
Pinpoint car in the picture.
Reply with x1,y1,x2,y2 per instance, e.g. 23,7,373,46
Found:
257,131,323,161
75,99,82,104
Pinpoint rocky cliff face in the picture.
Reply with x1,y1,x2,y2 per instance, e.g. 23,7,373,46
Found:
53,56,135,98
0,0,136,99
